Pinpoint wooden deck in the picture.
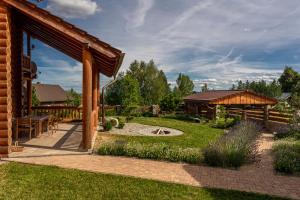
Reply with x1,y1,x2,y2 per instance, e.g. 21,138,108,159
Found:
9,123,88,158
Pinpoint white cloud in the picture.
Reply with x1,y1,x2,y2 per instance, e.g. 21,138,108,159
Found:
34,0,300,91
126,0,154,29
46,0,100,19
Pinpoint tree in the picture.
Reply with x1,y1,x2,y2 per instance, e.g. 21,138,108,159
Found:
279,66,300,92
160,93,180,112
174,73,194,98
127,60,170,105
290,81,300,109
32,87,39,106
231,80,282,98
105,74,141,107
201,83,208,92
66,88,81,107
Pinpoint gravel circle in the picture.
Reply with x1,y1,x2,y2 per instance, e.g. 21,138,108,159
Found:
107,123,183,137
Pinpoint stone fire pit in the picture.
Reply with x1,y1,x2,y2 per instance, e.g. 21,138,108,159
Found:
106,123,183,137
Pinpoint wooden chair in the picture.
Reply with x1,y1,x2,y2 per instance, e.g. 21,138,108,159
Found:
16,117,36,141
48,115,59,135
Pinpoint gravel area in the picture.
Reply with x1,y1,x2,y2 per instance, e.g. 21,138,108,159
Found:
107,123,183,137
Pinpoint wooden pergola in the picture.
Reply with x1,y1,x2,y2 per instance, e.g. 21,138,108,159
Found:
184,90,278,120
0,0,124,158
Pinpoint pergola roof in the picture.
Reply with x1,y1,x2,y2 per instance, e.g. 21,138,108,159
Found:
183,90,278,105
4,0,124,77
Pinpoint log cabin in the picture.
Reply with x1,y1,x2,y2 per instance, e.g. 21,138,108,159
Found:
0,0,124,158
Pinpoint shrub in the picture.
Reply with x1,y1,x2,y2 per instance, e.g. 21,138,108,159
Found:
159,93,180,112
104,121,112,131
122,105,142,117
142,112,153,117
105,109,117,116
117,121,125,129
273,142,300,174
125,116,134,122
210,117,236,129
98,141,202,164
203,121,260,168
275,111,300,140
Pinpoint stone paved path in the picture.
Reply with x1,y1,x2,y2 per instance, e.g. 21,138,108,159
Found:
2,133,300,200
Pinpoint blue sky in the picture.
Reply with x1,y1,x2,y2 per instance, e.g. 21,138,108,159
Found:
28,0,300,92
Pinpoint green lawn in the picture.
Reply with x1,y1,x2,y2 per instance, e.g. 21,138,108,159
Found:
0,162,287,200
113,117,223,149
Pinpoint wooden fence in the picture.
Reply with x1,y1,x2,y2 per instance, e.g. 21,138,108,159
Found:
227,108,293,124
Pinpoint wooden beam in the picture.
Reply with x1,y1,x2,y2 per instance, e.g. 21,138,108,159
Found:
82,46,93,149
4,0,118,58
97,72,100,125
92,64,98,129
26,33,31,57
27,80,32,115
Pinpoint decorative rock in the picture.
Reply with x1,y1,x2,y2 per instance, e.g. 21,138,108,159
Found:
151,105,160,116
109,117,119,128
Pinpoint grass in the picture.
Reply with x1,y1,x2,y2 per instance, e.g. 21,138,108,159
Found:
0,162,287,200
115,117,223,148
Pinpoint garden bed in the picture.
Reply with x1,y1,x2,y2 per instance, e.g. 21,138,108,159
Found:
96,117,223,164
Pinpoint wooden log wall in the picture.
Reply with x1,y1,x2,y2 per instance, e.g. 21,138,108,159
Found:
0,4,12,158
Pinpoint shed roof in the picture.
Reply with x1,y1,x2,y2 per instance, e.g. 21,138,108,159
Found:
183,90,278,105
4,0,124,77
33,83,67,103
184,90,243,102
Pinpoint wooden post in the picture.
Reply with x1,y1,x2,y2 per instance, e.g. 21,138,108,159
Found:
27,33,31,57
264,105,270,127
82,45,93,149
92,65,98,129
242,106,247,121
96,71,100,127
211,105,217,120
26,34,32,115
27,80,32,115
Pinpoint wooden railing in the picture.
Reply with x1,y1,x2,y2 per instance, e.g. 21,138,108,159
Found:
32,106,82,121
31,105,118,122
227,108,293,124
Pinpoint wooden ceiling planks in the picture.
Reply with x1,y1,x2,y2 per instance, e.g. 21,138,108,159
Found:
5,0,124,77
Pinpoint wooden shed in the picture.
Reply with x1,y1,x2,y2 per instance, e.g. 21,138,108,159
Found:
183,90,278,119
0,0,124,158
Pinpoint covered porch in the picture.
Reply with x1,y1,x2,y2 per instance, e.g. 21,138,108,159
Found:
9,122,86,158
0,0,124,158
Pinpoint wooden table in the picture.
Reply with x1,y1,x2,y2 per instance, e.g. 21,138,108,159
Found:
31,115,49,137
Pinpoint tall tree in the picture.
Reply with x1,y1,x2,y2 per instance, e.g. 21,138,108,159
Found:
279,66,300,92
290,81,300,109
231,79,282,98
105,73,141,107
174,73,194,97
32,87,40,106
127,60,170,105
201,83,208,92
